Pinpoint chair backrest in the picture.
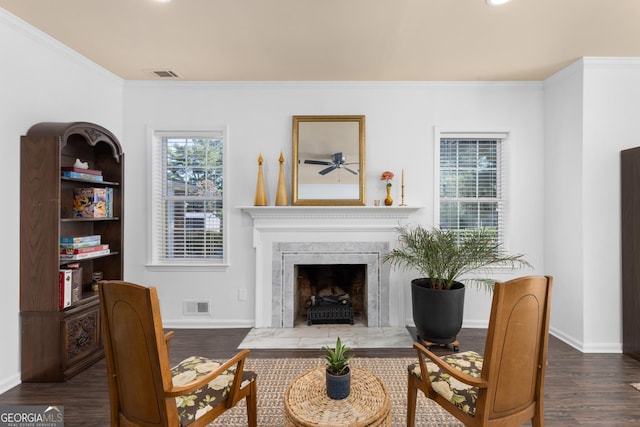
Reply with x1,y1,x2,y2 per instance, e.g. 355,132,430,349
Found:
476,275,553,423
99,280,179,426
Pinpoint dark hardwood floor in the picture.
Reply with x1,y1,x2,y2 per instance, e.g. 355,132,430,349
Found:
2,328,640,426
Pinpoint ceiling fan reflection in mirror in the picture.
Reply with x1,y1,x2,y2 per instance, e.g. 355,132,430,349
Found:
304,152,359,175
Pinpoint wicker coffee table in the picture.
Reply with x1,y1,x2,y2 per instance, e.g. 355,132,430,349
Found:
283,366,391,427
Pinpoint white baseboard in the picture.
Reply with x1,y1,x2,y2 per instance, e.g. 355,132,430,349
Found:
461,320,489,329
163,318,254,329
550,326,622,353
0,372,21,395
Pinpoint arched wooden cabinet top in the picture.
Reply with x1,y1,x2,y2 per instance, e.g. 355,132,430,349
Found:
27,122,123,163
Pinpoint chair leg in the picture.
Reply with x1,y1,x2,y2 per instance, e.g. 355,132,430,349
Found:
246,380,258,427
407,373,417,427
532,401,544,427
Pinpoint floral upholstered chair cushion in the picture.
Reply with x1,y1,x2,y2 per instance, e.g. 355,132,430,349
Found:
408,350,483,417
172,356,257,427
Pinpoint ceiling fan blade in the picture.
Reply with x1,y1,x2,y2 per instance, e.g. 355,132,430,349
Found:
344,166,358,175
305,159,333,165
319,165,337,175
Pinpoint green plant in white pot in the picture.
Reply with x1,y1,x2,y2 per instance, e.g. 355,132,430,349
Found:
322,336,353,400
383,224,531,350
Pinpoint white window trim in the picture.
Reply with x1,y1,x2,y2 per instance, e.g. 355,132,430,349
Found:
433,127,513,251
146,126,230,271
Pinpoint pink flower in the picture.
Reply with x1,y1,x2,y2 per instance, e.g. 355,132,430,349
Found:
381,171,394,186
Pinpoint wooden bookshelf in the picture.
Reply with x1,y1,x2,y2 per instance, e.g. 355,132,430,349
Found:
20,122,124,382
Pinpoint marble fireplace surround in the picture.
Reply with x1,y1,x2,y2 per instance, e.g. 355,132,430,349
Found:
277,241,388,327
241,206,421,328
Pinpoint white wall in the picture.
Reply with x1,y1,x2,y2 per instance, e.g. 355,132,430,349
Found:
0,9,123,392
544,57,640,352
123,81,546,328
583,59,640,351
543,61,586,348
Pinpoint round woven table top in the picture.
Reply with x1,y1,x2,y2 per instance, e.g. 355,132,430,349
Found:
283,366,391,427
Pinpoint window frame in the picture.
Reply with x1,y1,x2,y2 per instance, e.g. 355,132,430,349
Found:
434,128,511,251
147,127,229,271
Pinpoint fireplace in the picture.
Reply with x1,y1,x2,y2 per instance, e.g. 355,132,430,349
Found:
241,206,421,328
273,241,389,327
296,264,366,325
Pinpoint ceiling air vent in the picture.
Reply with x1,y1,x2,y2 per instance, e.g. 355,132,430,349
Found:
146,69,181,79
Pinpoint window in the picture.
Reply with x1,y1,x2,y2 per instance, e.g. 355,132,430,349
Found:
150,130,226,267
437,132,507,247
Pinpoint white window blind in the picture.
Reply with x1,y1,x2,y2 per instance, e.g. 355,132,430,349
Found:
150,130,226,265
438,132,506,246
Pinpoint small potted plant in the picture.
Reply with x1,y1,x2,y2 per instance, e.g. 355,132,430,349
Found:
322,336,353,400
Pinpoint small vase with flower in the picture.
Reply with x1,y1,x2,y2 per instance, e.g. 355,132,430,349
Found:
381,171,394,206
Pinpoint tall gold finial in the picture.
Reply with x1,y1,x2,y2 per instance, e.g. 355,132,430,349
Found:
254,152,267,206
276,150,288,206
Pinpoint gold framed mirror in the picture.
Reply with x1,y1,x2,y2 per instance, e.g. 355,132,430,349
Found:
292,115,366,206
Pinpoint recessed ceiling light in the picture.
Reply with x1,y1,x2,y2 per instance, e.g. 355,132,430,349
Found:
486,0,512,5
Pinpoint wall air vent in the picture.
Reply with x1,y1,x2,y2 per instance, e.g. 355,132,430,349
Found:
183,300,211,316
146,69,181,79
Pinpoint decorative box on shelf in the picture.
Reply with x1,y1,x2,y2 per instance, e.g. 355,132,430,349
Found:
73,188,114,218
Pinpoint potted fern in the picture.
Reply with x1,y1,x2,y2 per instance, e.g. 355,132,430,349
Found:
383,225,531,349
322,337,353,400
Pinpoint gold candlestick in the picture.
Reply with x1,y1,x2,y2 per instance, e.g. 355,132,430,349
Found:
400,168,407,206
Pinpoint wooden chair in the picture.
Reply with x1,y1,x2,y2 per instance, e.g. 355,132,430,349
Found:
99,280,257,427
407,275,553,427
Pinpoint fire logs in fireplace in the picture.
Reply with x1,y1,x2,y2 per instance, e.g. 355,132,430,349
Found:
307,302,354,325
307,292,354,325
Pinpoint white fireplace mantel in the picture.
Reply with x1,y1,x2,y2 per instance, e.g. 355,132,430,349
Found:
240,206,422,327
241,206,422,231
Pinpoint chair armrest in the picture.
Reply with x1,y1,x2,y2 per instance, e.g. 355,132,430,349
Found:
165,348,252,397
164,331,175,352
414,342,488,389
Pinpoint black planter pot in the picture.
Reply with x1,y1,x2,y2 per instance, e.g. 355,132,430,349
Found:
411,278,465,345
325,367,350,400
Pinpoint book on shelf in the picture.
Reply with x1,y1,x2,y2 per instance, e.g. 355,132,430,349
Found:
60,248,110,261
60,244,109,255
60,241,102,249
61,166,102,176
62,171,104,181
107,187,114,217
73,187,113,218
60,235,101,244
66,263,83,303
59,270,72,309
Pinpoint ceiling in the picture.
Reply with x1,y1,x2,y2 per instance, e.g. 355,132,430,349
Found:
1,0,639,81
